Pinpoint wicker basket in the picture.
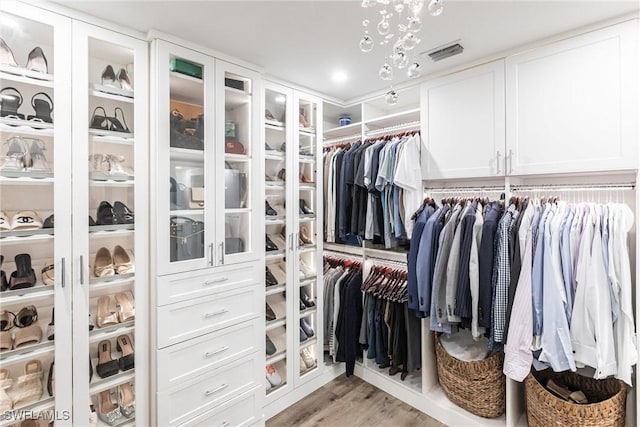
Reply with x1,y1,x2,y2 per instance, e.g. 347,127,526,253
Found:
434,333,506,418
525,370,626,427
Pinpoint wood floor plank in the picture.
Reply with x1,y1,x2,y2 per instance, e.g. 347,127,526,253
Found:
267,375,448,427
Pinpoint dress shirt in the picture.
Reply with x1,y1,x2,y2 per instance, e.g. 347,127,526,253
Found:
531,203,552,349
478,202,501,329
454,201,478,326
571,205,616,378
503,227,534,382
407,205,434,314
600,206,619,323
394,134,423,236
469,202,485,339
559,205,575,324
492,204,516,343
445,203,471,323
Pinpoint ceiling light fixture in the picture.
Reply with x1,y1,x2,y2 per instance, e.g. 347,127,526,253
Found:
359,0,445,103
331,70,348,83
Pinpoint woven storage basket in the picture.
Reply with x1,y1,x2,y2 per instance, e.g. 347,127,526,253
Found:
434,333,506,418
525,370,626,427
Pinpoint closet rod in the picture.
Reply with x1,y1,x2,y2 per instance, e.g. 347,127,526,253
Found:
511,182,636,192
323,246,362,258
364,255,408,269
323,134,362,146
365,120,421,137
424,186,505,194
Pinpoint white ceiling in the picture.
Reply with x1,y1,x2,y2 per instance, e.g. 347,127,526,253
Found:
57,0,639,103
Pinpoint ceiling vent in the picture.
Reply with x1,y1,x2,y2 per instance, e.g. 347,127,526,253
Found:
423,41,464,62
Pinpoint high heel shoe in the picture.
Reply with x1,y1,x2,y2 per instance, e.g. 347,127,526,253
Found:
96,340,119,378
26,47,48,74
110,107,130,133
116,334,134,371
101,65,117,88
299,226,313,244
96,296,118,328
0,38,18,68
0,87,24,119
114,291,135,322
1,137,30,171
28,139,50,172
299,200,314,215
116,68,133,92
97,390,122,425
113,201,134,224
28,92,53,123
118,383,135,418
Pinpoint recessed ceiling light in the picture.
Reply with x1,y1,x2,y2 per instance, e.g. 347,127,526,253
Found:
331,70,348,83
275,95,286,104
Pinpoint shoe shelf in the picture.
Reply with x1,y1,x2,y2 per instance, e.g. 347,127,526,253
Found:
89,369,136,396
265,120,284,130
0,170,54,181
88,129,135,140
90,179,135,188
299,128,316,136
90,134,135,146
0,117,54,135
298,157,316,164
0,68,54,88
298,216,316,223
0,340,54,366
89,89,134,104
0,396,55,427
89,320,135,344
168,146,204,162
89,272,135,287
266,380,287,396
299,184,316,191
90,172,135,183
169,209,204,216
97,416,136,427
299,364,318,377
224,153,251,162
0,230,54,246
266,318,286,332
0,284,54,305
225,208,250,214
298,153,316,160
225,87,251,109
266,351,286,366
265,216,285,225
299,338,317,351
89,224,135,235
265,153,285,161
299,277,316,287
91,84,134,100
299,307,317,318
265,182,285,190
265,284,286,296
265,251,286,261
298,245,316,254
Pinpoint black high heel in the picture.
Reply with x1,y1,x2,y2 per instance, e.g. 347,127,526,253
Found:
26,47,48,74
0,38,18,68
28,93,53,123
110,107,130,133
0,255,7,291
0,87,24,119
101,65,117,88
9,254,37,290
113,201,134,224
96,201,117,226
90,107,110,131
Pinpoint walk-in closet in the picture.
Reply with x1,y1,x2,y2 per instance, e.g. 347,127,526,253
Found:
0,1,638,426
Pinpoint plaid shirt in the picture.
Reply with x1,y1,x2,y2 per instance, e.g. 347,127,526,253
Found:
492,204,517,344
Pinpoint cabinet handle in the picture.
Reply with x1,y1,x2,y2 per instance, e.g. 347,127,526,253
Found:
204,346,229,358
80,255,85,285
209,243,214,266
204,383,228,397
508,149,513,174
204,309,229,319
296,233,300,249
203,277,228,286
61,257,65,288
220,422,229,427
496,151,502,175
289,233,293,251
221,242,225,264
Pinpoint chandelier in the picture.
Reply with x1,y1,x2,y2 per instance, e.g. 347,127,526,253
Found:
359,0,444,104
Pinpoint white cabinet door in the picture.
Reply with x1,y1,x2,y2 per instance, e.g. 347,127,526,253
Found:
421,60,506,180
506,20,639,175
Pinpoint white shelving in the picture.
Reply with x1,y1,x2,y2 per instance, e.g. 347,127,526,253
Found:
0,68,54,87
323,121,361,140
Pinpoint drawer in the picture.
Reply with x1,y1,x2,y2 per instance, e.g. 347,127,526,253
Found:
158,285,260,348
176,387,261,427
157,263,260,307
157,355,260,426
157,318,261,390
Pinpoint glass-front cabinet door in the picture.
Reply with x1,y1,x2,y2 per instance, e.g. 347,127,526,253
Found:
153,40,215,275
293,92,323,386
72,22,148,427
264,82,293,399
0,3,73,426
215,60,261,266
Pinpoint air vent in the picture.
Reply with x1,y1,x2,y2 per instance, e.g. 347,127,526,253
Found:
424,42,464,62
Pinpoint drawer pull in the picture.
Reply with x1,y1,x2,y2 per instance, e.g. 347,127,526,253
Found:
204,309,229,319
203,277,229,286
204,346,229,358
204,383,228,397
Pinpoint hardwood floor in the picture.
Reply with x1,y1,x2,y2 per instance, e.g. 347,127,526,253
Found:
267,375,448,427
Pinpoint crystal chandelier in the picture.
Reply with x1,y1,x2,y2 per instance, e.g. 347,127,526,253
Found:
359,0,444,104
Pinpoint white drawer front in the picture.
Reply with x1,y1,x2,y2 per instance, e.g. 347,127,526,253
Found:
176,388,261,427
158,356,259,426
157,318,261,390
157,285,260,348
157,263,260,307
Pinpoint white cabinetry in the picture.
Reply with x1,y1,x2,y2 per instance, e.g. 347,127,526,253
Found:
421,60,505,180
505,20,639,175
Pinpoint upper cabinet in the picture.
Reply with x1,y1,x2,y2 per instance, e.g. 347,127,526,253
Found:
505,20,639,175
421,60,505,180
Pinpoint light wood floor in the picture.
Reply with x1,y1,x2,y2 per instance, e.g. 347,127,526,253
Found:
267,375,448,427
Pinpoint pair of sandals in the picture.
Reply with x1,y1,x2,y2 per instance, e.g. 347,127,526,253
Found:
1,136,49,172
0,87,53,123
97,383,135,425
96,293,135,328
1,254,37,292
0,211,44,232
94,201,134,226
89,106,130,134
0,306,42,351
0,360,44,413
89,153,133,178
95,335,135,379
94,246,135,278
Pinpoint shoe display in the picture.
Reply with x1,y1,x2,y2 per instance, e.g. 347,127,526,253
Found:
299,200,314,215
301,348,315,369
11,211,43,231
118,383,135,418
13,359,43,408
116,68,133,92
114,291,135,323
113,245,134,274
46,308,54,341
265,267,278,287
95,201,117,225
42,215,54,229
300,318,315,338
98,390,122,426
94,248,115,278
299,327,308,342
26,47,48,74
113,201,134,224
266,336,277,355
96,295,119,328
299,226,313,244
96,340,119,378
299,299,306,311
116,334,135,371
265,364,282,386
0,38,18,68
9,254,37,290
265,234,279,252
27,93,53,124
265,200,278,216
300,289,315,307
266,302,276,321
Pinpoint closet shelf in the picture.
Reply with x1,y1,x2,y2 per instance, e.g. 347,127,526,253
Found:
265,182,285,190
323,122,361,139
90,321,135,344
299,307,317,317
88,128,134,140
170,209,204,216
0,285,54,305
0,340,54,365
266,351,287,366
0,397,55,427
265,251,286,261
266,318,286,331
225,208,250,214
265,153,285,161
0,229,54,245
266,381,287,395
265,121,285,131
90,134,135,145
91,84,134,100
265,284,286,296
265,217,285,225
299,364,318,377
298,215,316,222
0,117,54,136
0,68,54,88
299,277,317,287
298,157,316,164
169,147,204,162
364,108,420,131
90,272,135,287
89,370,136,395
299,337,317,351
89,224,135,235
90,89,134,104
298,245,316,254
225,153,251,162
97,416,136,427
299,128,316,136
225,87,251,110
0,171,54,183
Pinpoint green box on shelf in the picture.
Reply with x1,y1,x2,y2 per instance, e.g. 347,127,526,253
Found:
170,58,203,79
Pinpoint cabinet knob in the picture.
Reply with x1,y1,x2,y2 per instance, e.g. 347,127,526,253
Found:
204,383,228,397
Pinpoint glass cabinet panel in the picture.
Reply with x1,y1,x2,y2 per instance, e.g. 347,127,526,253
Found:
0,6,73,426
